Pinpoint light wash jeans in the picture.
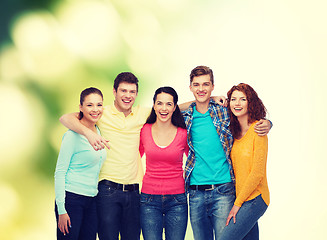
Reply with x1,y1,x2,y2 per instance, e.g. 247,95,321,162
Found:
140,193,188,240
189,182,235,240
219,194,268,240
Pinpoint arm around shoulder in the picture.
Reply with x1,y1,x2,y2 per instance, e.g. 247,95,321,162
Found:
59,112,109,150
254,119,272,136
178,101,193,111
59,112,87,135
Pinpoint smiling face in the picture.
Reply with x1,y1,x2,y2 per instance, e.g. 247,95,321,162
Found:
79,93,103,124
153,92,176,123
189,74,214,105
113,82,138,116
230,90,248,119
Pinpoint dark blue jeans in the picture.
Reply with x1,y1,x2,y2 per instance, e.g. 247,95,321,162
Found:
96,182,141,240
219,195,268,240
189,182,235,240
140,193,188,240
55,191,97,240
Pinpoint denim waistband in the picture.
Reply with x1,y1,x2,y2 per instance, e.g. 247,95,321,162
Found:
190,183,228,191
99,179,139,192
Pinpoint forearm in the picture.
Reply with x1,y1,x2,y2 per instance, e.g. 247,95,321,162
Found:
178,101,193,111
59,112,90,136
235,171,264,207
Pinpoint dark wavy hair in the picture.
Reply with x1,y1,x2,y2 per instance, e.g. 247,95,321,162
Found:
146,86,186,129
227,83,266,138
113,72,139,92
79,87,103,120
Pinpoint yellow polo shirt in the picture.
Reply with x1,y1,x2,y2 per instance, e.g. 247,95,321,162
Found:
97,105,151,184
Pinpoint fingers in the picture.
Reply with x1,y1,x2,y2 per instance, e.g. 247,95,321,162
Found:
59,222,68,235
92,141,104,151
225,215,232,226
254,126,269,136
254,129,267,136
103,140,110,149
64,222,69,235
58,214,71,236
68,218,71,230
93,138,110,151
254,120,263,128
225,211,235,226
226,214,236,226
254,120,269,136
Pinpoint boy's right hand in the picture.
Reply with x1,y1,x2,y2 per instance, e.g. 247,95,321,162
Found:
85,130,110,151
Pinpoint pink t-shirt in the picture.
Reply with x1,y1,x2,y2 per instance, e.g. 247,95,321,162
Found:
139,123,189,195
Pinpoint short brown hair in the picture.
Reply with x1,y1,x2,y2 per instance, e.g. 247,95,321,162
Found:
114,72,139,92
190,66,214,84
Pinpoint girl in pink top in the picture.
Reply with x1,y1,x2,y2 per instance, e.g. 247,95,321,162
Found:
139,86,189,240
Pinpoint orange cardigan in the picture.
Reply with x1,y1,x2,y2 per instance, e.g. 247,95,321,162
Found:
231,121,270,207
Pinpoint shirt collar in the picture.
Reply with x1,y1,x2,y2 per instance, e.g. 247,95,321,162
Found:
109,103,135,116
183,99,217,116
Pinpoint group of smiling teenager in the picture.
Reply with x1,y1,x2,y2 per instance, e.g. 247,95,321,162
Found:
54,66,271,240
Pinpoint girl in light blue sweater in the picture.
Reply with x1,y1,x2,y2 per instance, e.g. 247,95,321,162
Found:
54,87,106,240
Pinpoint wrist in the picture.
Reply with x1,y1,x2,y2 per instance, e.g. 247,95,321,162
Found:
82,126,92,137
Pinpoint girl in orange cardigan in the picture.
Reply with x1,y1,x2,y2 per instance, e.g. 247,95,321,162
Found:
220,83,269,240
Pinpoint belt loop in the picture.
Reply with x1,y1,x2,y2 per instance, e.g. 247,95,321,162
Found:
205,184,215,191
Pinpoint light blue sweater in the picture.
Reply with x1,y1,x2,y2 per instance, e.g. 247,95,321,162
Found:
54,128,106,215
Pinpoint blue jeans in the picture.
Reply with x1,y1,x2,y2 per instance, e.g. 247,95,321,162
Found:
219,195,268,240
96,182,141,240
55,191,97,240
189,182,235,240
140,193,188,240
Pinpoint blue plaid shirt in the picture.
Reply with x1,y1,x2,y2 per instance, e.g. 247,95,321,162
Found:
182,99,235,192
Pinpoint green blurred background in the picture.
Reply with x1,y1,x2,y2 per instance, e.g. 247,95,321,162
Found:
1,0,326,239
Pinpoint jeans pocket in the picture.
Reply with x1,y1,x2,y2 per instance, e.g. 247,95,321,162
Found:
173,194,187,204
140,193,152,204
216,182,235,195
189,189,196,198
97,184,116,198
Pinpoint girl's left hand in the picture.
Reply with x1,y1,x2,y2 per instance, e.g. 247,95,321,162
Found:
225,205,241,226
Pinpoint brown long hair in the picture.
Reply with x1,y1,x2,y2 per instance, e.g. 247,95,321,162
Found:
227,83,266,138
